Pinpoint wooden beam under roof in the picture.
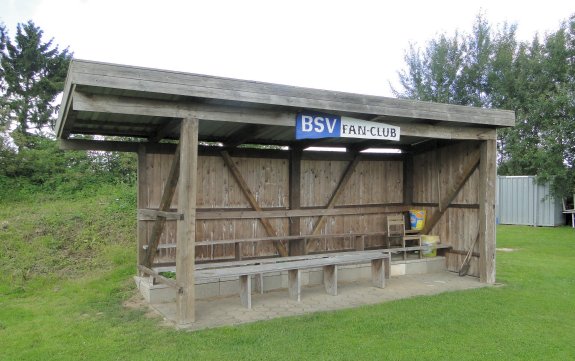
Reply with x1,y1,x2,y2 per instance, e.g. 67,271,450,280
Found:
56,59,515,140
222,124,274,148
68,92,499,142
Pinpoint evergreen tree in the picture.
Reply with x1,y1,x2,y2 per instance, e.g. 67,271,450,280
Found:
0,20,72,136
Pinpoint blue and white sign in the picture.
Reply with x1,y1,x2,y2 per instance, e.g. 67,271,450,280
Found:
295,112,400,141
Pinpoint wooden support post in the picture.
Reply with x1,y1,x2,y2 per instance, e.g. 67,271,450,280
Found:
478,139,496,283
371,259,386,288
289,146,304,256
306,155,361,253
288,269,301,301
176,118,199,325
422,148,480,234
239,275,252,309
137,144,149,273
221,151,288,257
323,265,337,296
143,144,181,268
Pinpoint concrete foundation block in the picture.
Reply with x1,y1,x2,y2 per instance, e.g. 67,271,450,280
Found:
134,276,176,304
390,263,406,276
262,274,283,291
406,261,428,274
308,269,323,285
219,279,239,297
196,282,220,299
426,258,446,273
135,257,448,303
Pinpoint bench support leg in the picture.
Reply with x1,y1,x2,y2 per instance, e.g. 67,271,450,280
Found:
323,265,338,296
254,273,264,294
288,269,301,302
384,257,390,280
371,259,386,288
239,275,251,309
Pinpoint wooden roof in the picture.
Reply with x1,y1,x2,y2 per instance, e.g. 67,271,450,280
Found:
56,59,515,148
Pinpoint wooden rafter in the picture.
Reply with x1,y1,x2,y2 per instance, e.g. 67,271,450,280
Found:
220,151,289,257
142,144,181,267
305,155,361,253
422,148,480,235
149,119,181,142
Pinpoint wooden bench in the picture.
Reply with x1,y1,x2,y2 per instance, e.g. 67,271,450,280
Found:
141,244,452,308
142,231,389,259
194,250,391,308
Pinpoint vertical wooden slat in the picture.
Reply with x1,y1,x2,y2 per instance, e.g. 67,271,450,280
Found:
137,144,149,272
479,139,496,283
289,146,304,255
403,154,414,206
176,118,199,325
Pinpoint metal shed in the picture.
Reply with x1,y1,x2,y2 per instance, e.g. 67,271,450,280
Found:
496,176,564,226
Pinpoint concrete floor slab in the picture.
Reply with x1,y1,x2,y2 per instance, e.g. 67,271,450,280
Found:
149,271,489,331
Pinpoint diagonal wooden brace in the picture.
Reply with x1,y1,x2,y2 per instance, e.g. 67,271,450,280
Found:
306,155,361,253
221,151,288,257
422,148,480,234
143,144,181,267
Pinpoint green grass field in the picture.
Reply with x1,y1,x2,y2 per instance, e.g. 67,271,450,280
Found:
1,187,574,360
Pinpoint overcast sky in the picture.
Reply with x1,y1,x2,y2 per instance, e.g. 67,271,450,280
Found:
1,0,573,96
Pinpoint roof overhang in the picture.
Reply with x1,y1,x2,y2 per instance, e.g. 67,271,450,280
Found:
56,59,515,149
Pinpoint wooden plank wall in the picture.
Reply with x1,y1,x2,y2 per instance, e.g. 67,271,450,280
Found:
139,153,403,262
139,142,480,270
301,159,403,252
413,141,481,276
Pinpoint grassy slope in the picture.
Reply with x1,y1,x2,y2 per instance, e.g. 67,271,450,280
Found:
1,187,574,361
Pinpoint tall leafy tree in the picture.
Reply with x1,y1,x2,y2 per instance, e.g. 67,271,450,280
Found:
394,13,575,198
0,20,72,136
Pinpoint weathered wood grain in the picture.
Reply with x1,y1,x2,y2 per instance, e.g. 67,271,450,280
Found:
479,139,497,283
175,118,199,325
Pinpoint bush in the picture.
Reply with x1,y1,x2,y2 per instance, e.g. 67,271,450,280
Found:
0,133,137,200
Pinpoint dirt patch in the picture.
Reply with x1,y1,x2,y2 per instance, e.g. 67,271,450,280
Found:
123,291,175,327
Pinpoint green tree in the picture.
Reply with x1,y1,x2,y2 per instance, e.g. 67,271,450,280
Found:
394,13,575,198
0,20,72,136
393,33,463,103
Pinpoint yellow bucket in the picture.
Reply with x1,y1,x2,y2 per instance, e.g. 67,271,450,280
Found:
409,210,426,231
421,235,439,257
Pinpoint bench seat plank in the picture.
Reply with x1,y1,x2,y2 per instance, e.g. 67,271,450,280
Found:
195,252,389,281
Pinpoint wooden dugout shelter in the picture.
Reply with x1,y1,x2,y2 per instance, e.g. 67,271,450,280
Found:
56,60,515,325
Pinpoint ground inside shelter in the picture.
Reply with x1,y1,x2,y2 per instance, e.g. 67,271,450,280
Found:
146,271,489,331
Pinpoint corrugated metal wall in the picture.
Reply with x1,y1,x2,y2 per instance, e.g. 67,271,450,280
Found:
496,176,564,226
